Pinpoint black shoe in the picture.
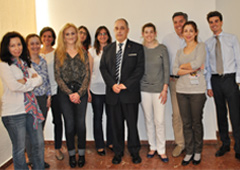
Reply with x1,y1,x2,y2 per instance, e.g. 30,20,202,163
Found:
235,153,240,160
159,155,169,163
69,155,76,168
215,145,230,157
44,162,50,169
97,149,106,156
78,155,85,167
112,155,122,164
192,159,201,165
182,155,193,166
132,154,142,164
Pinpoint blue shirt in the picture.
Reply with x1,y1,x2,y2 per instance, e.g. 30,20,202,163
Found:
205,31,240,89
32,56,51,96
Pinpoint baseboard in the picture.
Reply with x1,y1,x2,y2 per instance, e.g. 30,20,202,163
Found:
0,158,13,170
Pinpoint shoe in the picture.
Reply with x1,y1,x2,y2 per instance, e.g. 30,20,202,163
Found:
159,155,169,163
147,151,156,158
44,162,50,169
172,145,184,157
69,155,76,168
97,149,106,156
55,150,64,160
112,155,122,164
235,153,240,160
182,155,193,166
192,159,201,165
78,155,85,167
215,145,230,157
132,154,142,164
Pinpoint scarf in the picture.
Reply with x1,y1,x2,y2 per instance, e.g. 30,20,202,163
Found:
13,59,44,129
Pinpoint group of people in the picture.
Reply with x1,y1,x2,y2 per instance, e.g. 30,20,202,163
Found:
0,10,239,170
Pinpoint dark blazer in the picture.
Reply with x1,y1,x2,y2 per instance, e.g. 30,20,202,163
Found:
100,39,144,105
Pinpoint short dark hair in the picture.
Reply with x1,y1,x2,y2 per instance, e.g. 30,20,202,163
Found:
78,25,91,51
0,31,31,67
172,12,188,21
115,18,129,28
39,27,56,46
94,26,112,55
142,23,156,33
207,11,223,22
26,33,41,46
182,21,198,42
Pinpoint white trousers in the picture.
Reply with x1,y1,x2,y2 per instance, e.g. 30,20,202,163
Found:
141,91,166,154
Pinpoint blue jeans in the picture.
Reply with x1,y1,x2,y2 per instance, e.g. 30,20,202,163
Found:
91,92,113,149
58,89,88,156
2,114,44,170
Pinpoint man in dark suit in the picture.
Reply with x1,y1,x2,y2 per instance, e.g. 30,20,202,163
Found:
100,18,144,164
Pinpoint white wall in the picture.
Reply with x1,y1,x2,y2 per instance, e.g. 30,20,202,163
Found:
35,0,219,141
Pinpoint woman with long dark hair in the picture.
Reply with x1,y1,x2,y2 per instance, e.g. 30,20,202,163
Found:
0,31,44,169
88,26,113,155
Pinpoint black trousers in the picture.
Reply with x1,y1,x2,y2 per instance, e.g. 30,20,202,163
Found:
91,92,113,149
211,74,240,153
51,94,63,149
109,101,141,156
58,90,88,156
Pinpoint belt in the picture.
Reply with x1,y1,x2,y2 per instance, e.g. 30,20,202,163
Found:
212,73,235,78
170,75,179,78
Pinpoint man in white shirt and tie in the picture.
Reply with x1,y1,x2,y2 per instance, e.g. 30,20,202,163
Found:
205,11,240,160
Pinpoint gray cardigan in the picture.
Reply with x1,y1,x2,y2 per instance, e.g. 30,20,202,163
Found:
173,42,206,94
141,44,170,92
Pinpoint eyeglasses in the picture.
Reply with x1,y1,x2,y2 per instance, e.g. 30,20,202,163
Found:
79,31,87,36
98,32,107,36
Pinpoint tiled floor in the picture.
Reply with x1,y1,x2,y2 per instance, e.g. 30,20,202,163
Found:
5,140,240,170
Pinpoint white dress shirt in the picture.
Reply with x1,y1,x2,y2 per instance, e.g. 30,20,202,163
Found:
162,32,186,75
205,31,240,89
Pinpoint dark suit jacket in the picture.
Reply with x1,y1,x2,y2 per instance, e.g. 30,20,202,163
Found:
100,39,144,105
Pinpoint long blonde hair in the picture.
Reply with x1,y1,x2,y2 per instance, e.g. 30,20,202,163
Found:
56,23,85,66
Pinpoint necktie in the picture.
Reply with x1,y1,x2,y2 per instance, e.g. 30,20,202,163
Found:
116,43,123,83
215,36,224,75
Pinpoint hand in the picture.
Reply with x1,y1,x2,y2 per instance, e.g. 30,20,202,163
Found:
31,73,38,78
159,90,167,104
207,89,214,97
69,93,81,104
118,83,127,90
112,84,121,94
17,78,26,84
87,90,92,103
46,96,51,108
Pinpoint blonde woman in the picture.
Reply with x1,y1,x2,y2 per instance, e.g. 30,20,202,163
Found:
54,23,90,168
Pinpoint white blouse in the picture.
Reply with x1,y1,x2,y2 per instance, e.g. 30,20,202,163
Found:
88,47,106,95
0,61,42,117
